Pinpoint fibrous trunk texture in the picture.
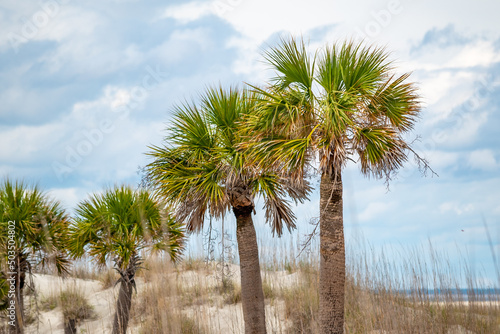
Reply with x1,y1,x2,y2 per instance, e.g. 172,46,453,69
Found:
234,205,267,334
112,273,134,334
64,318,77,334
9,254,26,334
319,172,345,334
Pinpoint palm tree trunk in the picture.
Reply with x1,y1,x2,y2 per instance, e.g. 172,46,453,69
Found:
9,286,23,334
64,318,77,334
13,283,23,334
9,255,25,334
319,171,345,334
112,278,134,334
234,205,267,334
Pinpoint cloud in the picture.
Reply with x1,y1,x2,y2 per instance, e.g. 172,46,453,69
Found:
148,27,215,65
1,4,103,53
419,71,475,112
48,187,84,213
423,151,460,171
358,201,394,222
439,201,475,215
160,2,213,24
412,25,470,52
467,149,498,171
441,112,489,148
447,41,500,68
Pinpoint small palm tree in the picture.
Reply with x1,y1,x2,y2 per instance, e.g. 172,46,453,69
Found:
244,37,431,333
68,185,185,334
145,86,309,334
0,178,70,334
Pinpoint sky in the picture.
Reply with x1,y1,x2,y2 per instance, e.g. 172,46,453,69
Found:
1,0,499,286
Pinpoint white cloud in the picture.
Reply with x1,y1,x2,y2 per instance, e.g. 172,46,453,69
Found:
447,41,500,68
0,4,102,52
439,201,474,215
467,149,498,171
48,187,82,212
418,71,476,119
423,151,460,171
160,2,213,23
149,27,213,64
0,122,66,164
358,201,394,222
439,112,489,148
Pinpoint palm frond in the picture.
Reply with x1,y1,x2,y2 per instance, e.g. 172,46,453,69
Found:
264,36,314,94
353,126,409,178
254,173,311,236
366,73,421,132
248,37,423,182
146,85,308,236
0,178,71,276
69,186,186,270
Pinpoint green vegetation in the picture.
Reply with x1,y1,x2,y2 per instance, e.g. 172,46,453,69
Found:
0,178,70,333
0,37,497,334
145,86,310,333
243,36,429,333
67,185,186,334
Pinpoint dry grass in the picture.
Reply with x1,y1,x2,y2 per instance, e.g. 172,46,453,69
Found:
130,256,210,334
2,236,499,333
59,287,95,322
124,238,498,334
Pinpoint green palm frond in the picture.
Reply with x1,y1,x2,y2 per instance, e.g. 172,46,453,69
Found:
169,102,215,162
366,73,420,132
354,126,408,178
146,149,228,230
202,86,243,147
149,214,186,262
318,41,390,93
264,36,314,94
243,83,314,144
69,186,186,270
247,37,422,180
248,136,312,181
146,85,308,236
0,178,71,276
253,174,295,236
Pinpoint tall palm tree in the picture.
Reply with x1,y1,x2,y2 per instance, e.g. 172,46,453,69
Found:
145,86,309,334
244,37,430,333
67,185,185,334
0,178,70,334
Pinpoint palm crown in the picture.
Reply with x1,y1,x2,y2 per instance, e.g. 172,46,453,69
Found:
68,185,185,269
146,86,309,236
0,178,70,275
245,38,422,181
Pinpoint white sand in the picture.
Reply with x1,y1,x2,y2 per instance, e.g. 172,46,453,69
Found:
24,265,299,334
26,274,117,334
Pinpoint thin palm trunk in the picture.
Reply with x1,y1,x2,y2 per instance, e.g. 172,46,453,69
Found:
9,255,25,334
64,318,77,334
319,171,345,334
112,276,134,334
234,206,267,334
13,279,23,334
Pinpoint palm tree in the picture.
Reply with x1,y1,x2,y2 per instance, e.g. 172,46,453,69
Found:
0,178,70,334
145,86,309,334
244,37,430,333
67,185,185,334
